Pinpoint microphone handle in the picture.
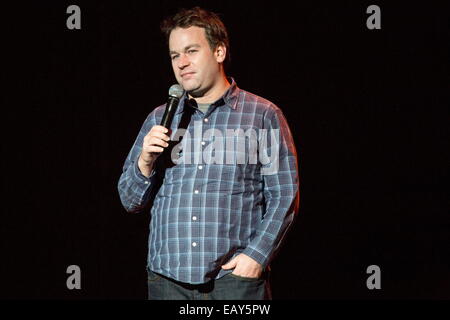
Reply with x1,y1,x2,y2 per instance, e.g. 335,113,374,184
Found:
160,96,179,128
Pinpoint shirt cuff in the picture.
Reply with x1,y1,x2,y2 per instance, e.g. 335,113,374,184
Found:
242,246,270,269
132,157,156,187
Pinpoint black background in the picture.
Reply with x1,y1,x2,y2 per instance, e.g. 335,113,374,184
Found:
2,1,449,299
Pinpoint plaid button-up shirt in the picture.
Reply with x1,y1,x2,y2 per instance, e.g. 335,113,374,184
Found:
118,78,300,284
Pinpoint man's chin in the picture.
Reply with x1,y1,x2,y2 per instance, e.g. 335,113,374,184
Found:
180,82,196,92
184,85,204,97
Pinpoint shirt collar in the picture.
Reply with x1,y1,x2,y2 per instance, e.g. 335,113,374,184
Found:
175,77,239,114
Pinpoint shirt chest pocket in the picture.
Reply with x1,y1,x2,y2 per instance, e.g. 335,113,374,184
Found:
201,133,260,166
206,163,261,194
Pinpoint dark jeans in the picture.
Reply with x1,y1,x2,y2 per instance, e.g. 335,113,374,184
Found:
147,270,272,300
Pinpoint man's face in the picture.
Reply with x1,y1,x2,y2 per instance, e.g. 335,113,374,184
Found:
169,26,225,96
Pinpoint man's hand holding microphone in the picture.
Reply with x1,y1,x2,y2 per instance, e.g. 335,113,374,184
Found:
138,84,184,178
138,125,171,177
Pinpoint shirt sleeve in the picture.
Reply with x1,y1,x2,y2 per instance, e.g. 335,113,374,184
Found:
242,105,300,268
117,111,160,213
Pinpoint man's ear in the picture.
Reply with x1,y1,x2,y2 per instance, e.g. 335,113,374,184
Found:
215,44,227,64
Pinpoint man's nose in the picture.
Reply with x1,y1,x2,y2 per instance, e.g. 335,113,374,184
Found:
177,54,190,69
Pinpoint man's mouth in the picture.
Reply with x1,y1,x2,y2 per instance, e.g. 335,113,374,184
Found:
181,72,195,78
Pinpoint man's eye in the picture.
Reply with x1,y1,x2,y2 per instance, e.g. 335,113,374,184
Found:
188,50,198,54
171,55,179,60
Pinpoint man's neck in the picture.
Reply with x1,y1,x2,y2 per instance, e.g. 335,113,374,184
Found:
189,75,231,105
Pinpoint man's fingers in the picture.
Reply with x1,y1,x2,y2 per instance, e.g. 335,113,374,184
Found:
147,146,164,153
152,125,169,133
146,137,169,148
149,131,170,142
221,257,238,269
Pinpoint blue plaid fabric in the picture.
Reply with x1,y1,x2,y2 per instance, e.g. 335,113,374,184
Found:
118,78,300,284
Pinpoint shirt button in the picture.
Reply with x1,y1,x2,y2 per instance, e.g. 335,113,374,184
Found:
204,118,208,123
201,141,206,146
192,242,197,247
194,190,199,194
198,165,203,170
192,216,197,221
144,181,149,184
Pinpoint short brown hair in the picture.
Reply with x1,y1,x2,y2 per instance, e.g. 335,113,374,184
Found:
160,7,230,68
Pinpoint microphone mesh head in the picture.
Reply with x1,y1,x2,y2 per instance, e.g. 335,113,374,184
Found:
169,84,184,98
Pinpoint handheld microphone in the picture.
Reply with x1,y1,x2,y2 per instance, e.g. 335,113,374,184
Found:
160,84,184,128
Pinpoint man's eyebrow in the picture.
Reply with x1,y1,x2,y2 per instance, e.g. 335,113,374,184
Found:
169,44,201,55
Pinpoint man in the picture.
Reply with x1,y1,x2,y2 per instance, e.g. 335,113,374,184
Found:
118,7,300,300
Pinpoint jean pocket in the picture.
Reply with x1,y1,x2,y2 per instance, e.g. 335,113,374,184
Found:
147,270,162,282
228,272,263,282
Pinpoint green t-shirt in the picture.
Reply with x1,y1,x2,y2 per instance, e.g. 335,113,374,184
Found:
197,103,210,114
